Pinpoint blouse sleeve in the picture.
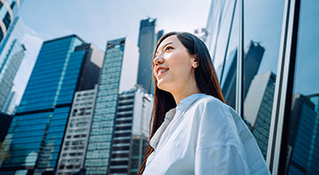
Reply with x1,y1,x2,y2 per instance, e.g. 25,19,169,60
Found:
194,97,251,175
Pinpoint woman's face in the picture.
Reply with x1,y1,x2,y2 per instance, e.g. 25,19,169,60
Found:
153,35,197,94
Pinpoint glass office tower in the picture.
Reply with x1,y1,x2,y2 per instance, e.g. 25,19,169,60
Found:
0,17,25,112
205,0,319,174
286,94,318,174
84,37,139,175
137,18,163,94
284,1,319,174
0,35,104,174
0,0,22,43
206,0,284,162
0,113,13,142
1,86,18,115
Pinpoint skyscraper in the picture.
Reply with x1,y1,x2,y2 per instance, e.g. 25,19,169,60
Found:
221,41,265,109
0,17,25,111
0,35,104,174
244,71,276,158
137,18,163,94
0,0,22,44
0,113,13,142
56,85,98,175
84,37,139,175
286,94,319,174
108,86,152,175
205,0,319,173
307,94,319,174
1,86,18,115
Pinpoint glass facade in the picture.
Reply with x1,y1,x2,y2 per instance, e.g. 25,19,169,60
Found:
206,0,319,174
105,87,152,175
0,0,21,44
84,36,146,174
130,137,148,175
17,36,83,113
137,18,163,94
287,94,318,174
109,90,134,174
0,35,97,174
130,138,140,173
284,1,319,174
0,17,25,112
244,71,276,159
85,38,125,175
0,39,24,109
35,107,71,171
0,113,13,142
3,111,51,168
1,87,18,115
205,0,284,160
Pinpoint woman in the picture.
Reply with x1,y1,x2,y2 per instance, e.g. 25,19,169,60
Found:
138,32,270,175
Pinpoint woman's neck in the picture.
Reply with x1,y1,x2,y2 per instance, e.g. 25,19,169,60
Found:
171,84,201,105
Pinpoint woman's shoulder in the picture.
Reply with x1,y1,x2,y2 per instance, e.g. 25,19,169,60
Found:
193,94,242,148
192,94,234,123
196,94,228,110
195,94,241,125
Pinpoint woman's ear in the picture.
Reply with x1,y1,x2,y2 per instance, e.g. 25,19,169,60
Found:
192,59,199,68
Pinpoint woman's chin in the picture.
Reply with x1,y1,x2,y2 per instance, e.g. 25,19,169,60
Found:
157,83,172,93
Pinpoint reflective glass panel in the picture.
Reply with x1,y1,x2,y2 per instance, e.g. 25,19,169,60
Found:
285,1,319,174
243,0,284,159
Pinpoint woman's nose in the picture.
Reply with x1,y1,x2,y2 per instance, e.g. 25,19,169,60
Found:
153,55,164,66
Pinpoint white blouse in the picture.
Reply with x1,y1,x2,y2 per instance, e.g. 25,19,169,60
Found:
143,93,271,175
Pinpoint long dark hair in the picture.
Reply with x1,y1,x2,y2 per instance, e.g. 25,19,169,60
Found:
138,32,225,174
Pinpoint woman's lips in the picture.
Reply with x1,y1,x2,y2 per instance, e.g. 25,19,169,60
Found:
156,67,169,77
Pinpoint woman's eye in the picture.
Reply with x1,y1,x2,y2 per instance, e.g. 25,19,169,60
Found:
165,46,173,51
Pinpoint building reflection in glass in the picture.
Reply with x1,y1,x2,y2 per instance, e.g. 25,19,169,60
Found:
205,0,284,161
244,71,276,159
286,94,319,174
285,1,319,174
221,41,265,109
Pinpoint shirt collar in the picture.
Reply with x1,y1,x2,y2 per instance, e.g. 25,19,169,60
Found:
149,108,176,150
176,93,206,112
149,93,206,151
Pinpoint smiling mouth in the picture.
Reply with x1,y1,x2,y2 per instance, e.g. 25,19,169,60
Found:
157,68,169,76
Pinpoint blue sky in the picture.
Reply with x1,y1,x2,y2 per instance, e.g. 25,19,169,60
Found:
13,0,212,104
17,0,211,49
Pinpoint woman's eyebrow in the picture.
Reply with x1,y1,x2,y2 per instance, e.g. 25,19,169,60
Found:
162,42,175,48
154,42,176,57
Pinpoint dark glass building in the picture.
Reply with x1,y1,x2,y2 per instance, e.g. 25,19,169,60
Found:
0,35,104,174
221,41,264,109
137,18,163,94
205,0,319,174
0,113,13,142
287,94,319,174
